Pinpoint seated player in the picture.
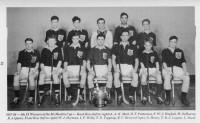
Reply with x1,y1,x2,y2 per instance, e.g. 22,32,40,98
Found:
87,33,113,103
162,36,190,106
12,38,40,105
139,39,163,105
38,35,62,105
112,29,139,105
90,18,113,49
63,33,87,103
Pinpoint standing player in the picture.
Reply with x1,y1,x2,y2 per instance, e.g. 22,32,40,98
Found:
87,33,113,103
66,16,89,49
137,19,156,54
112,29,139,105
38,35,62,105
91,18,113,49
63,33,87,103
139,39,163,105
12,38,40,105
113,12,137,45
162,36,190,106
45,15,66,43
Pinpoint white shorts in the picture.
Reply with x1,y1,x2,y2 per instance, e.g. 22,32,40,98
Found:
93,65,108,78
19,67,36,80
43,66,62,79
118,64,133,77
166,66,185,79
67,65,81,78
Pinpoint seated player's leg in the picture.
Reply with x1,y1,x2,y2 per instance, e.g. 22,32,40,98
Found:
162,68,172,105
12,72,21,104
12,68,28,104
140,68,148,104
79,66,87,102
129,69,138,104
27,69,38,104
87,69,95,101
173,67,190,106
152,69,163,104
52,67,62,105
114,65,122,105
63,70,72,102
105,70,113,104
38,67,49,105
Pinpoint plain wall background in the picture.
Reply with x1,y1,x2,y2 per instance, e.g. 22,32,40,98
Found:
7,7,195,75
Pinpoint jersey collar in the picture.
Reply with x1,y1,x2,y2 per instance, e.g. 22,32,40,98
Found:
95,45,106,50
70,43,81,49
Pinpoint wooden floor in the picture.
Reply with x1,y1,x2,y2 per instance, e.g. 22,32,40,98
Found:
7,82,195,111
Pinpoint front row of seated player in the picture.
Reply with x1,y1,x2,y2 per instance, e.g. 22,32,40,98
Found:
11,30,190,107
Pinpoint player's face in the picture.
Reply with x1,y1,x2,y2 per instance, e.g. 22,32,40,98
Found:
169,39,177,49
120,15,128,25
97,20,105,30
51,19,59,29
97,36,105,46
144,42,152,51
47,38,56,47
25,40,33,50
58,34,64,41
72,35,80,44
143,21,150,31
73,20,81,29
120,32,129,42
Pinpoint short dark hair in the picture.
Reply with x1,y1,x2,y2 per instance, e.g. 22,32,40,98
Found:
144,38,153,45
142,19,150,25
51,16,59,21
72,16,81,23
97,18,105,24
25,38,33,43
97,33,105,39
57,29,66,36
72,32,80,38
121,29,129,36
47,34,57,41
169,36,178,41
120,12,128,18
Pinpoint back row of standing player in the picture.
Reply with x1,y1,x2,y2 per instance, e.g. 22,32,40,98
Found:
12,12,190,107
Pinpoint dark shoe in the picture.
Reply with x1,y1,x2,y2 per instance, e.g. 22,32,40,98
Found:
141,97,147,105
128,96,135,105
10,97,20,105
181,97,190,106
27,97,34,105
117,95,123,105
156,96,164,105
164,98,170,105
79,94,85,103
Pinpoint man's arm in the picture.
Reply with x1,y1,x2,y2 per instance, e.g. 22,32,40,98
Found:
134,58,139,72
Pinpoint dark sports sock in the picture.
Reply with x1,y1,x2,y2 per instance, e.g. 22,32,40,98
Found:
142,85,148,97
53,84,60,94
129,86,136,96
66,87,72,96
44,84,50,92
39,85,45,94
156,84,163,97
29,90,35,98
181,92,187,99
165,90,171,100
116,87,122,96
79,87,84,95
14,90,20,97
